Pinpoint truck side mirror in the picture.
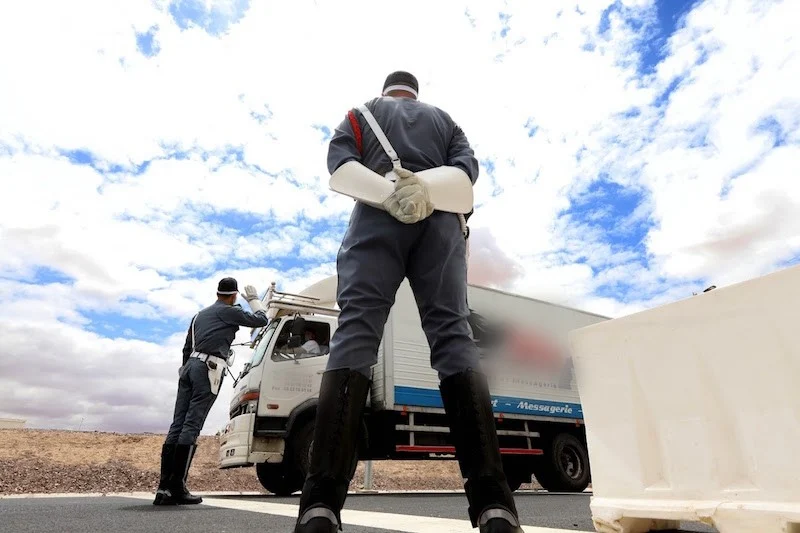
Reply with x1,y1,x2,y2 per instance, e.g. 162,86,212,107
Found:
287,334,303,349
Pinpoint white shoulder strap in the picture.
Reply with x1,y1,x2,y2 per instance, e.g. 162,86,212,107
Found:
356,103,402,171
190,314,198,352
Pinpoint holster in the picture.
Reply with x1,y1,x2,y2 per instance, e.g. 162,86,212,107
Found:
207,358,225,396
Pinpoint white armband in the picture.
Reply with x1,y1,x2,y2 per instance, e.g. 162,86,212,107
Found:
248,298,265,314
329,162,473,214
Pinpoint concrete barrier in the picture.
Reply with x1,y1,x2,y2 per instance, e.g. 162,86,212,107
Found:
569,265,800,533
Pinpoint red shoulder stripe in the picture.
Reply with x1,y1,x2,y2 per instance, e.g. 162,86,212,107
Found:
347,110,363,154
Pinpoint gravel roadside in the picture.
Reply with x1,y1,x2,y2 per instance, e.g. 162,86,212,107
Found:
1,429,543,495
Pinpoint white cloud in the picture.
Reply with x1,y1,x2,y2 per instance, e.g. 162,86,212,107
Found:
0,0,798,433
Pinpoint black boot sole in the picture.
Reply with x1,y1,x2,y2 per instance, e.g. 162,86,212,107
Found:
480,519,525,533
294,504,341,533
294,517,339,533
174,497,202,505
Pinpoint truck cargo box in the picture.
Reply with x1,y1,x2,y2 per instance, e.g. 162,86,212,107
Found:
366,278,609,420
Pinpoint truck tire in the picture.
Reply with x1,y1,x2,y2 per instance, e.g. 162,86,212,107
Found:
293,420,359,483
533,433,590,493
255,462,302,496
293,420,315,480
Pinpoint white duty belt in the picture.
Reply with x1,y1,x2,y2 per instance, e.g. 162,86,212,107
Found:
190,352,223,363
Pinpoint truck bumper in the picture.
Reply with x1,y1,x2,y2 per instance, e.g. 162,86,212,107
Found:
219,413,286,468
219,413,255,468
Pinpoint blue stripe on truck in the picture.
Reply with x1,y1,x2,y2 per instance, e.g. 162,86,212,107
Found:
394,385,584,420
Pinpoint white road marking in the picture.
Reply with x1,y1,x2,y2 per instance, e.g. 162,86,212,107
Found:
121,494,592,533
0,488,590,499
0,492,593,532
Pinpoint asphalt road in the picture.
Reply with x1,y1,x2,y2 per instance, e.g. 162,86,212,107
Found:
0,492,717,533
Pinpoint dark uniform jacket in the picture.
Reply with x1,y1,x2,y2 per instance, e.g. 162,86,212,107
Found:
181,300,269,365
327,96,479,184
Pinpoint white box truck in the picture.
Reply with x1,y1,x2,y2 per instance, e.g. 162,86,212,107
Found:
218,274,609,496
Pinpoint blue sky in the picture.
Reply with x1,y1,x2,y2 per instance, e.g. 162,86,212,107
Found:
1,0,797,433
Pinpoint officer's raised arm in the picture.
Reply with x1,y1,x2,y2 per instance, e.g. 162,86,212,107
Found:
219,284,270,328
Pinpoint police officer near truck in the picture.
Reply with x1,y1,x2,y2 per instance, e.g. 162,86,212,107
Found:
153,277,269,506
293,72,523,532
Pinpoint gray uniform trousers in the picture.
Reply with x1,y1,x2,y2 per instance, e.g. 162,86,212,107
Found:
165,357,222,445
327,200,479,380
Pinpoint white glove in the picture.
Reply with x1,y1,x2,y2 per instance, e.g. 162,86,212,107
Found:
241,285,265,313
381,167,434,224
242,285,259,302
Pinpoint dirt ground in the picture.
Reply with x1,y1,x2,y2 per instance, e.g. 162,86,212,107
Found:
0,429,541,495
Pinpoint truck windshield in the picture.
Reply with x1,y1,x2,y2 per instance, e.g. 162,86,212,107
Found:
244,320,279,374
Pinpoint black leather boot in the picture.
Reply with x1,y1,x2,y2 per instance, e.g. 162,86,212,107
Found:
153,443,177,505
439,369,523,533
170,444,203,505
294,369,371,532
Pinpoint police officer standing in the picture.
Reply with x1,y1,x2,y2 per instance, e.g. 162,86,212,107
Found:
153,277,269,506
293,72,523,532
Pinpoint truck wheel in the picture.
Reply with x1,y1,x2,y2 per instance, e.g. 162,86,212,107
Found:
255,462,301,496
294,420,358,481
533,433,590,493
